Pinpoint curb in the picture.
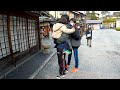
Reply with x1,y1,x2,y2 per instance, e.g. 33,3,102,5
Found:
28,51,56,79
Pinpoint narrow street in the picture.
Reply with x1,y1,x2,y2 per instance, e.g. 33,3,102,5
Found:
34,29,120,79
1,11,120,79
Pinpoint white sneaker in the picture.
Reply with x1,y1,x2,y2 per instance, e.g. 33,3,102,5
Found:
65,70,68,74
56,75,66,79
56,75,63,79
62,75,66,78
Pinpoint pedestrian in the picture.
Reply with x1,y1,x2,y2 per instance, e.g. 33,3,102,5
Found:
111,23,113,29
52,16,75,79
86,24,93,47
60,14,74,72
66,18,81,73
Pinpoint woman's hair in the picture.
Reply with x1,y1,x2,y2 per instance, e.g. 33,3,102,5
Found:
61,14,69,23
56,18,60,23
87,24,92,30
58,17,67,24
70,18,76,23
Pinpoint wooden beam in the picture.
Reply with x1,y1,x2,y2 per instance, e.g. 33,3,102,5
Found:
37,19,41,50
0,11,39,20
26,18,30,50
7,14,16,66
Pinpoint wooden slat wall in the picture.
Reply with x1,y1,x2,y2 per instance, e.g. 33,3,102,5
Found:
0,11,40,68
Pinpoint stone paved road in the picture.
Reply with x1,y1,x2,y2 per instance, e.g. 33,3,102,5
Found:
34,29,120,79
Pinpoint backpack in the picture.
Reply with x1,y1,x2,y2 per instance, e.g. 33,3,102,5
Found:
71,28,81,40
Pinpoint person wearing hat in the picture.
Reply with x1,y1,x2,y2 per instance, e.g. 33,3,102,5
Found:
66,18,81,73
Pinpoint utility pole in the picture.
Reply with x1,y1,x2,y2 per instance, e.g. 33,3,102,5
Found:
55,11,56,19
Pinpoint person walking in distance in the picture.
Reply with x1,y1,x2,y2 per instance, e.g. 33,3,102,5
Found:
86,24,93,47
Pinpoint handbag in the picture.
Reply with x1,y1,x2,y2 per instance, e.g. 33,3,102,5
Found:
87,33,91,37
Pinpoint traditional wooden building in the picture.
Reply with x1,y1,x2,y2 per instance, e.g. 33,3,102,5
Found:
0,11,41,69
86,20,102,29
59,11,87,34
39,11,56,38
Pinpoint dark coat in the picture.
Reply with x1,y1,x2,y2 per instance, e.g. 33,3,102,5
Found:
86,28,92,39
70,28,81,48
66,23,74,49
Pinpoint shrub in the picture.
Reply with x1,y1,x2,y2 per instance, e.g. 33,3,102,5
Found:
103,18,117,23
116,27,120,31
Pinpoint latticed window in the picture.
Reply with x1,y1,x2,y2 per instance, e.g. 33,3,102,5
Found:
10,16,19,53
18,17,28,52
28,19,37,48
10,16,37,53
0,15,10,60
0,14,38,61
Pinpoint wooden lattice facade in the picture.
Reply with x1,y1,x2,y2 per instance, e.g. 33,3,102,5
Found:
0,11,41,69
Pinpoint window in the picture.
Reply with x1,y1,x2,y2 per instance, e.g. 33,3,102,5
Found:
28,19,37,48
0,14,38,60
0,15,10,60
10,16,20,53
10,16,29,53
18,17,28,52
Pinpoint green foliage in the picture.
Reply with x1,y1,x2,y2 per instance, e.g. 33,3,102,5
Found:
86,11,98,20
116,27,120,31
103,18,117,23
91,15,98,20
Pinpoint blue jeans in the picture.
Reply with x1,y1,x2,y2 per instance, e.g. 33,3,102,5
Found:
68,47,79,68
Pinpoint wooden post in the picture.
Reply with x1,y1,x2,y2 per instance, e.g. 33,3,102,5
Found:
7,14,16,67
37,18,41,50
26,18,30,50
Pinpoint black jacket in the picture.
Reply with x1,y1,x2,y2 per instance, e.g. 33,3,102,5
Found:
86,28,92,39
71,28,81,40
70,28,81,48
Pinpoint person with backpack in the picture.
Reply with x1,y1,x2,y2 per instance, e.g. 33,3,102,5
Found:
86,24,93,47
59,14,77,74
52,16,75,79
66,18,81,73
